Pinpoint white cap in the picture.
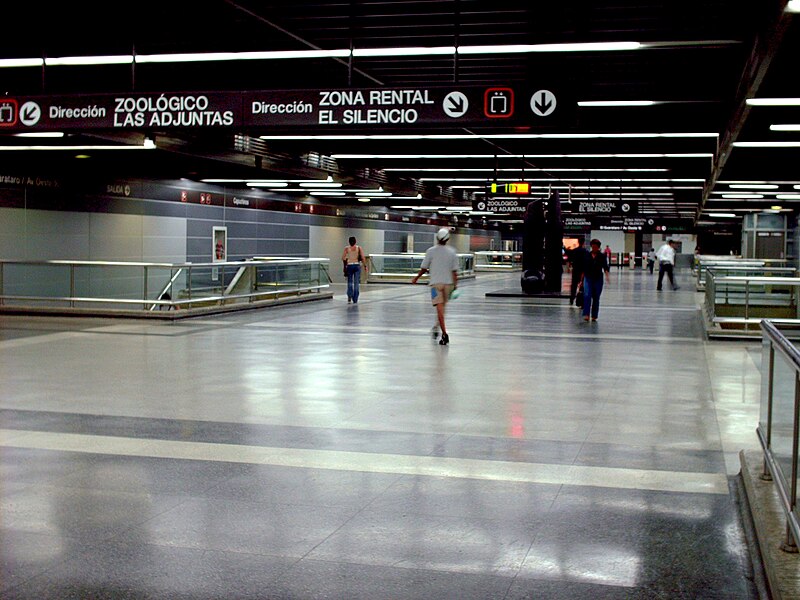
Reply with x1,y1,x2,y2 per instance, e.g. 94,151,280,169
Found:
436,228,451,242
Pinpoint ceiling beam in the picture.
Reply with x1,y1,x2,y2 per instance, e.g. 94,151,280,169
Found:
702,0,795,214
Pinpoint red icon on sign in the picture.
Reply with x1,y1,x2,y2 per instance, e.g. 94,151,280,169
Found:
484,88,514,118
0,99,18,127
180,190,188,203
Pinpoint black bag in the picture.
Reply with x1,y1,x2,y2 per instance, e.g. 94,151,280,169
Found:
575,284,584,307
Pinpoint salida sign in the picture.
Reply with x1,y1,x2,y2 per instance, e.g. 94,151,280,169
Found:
0,86,574,132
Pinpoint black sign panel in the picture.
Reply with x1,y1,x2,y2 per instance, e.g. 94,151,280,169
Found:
563,215,693,233
0,93,240,132
573,200,638,216
0,86,575,132
245,86,573,128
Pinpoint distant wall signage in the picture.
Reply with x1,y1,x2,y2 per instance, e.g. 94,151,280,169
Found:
0,86,575,132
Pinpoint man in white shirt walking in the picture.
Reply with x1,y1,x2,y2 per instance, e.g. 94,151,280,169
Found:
411,228,459,345
656,239,680,291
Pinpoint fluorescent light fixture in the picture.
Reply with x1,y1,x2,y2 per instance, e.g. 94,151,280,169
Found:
143,138,156,149
331,153,712,159
135,49,350,63
309,191,346,196
776,195,800,200
247,182,288,187
0,57,44,67
577,100,656,107
47,55,133,66
770,124,800,131
795,186,800,190
14,132,64,138
356,191,392,196
771,206,783,210
728,184,778,189
746,98,800,106
382,168,670,173
358,198,371,202
353,46,454,57
260,132,714,141
299,182,341,188
732,141,800,147
788,0,800,12
0,144,154,151
721,194,764,199
390,206,446,210
457,41,642,54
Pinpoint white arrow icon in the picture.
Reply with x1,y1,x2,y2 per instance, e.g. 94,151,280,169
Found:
443,91,468,118
530,90,557,117
20,101,42,126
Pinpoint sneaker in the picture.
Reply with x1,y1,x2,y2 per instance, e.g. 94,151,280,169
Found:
673,286,680,291
591,317,598,322
431,326,440,340
583,316,590,322
439,333,449,345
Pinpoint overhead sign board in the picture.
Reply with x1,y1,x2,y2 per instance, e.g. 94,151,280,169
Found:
0,86,575,132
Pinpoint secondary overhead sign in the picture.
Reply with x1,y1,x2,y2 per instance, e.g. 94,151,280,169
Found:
0,86,575,132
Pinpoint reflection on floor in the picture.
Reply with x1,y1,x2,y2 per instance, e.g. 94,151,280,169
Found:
0,269,762,598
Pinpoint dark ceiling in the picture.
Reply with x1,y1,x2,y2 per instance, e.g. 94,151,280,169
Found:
1,0,798,225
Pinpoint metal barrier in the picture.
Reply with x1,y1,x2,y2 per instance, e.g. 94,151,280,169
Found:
704,272,800,336
758,320,800,552
366,253,475,283
696,257,792,290
474,251,523,271
0,257,331,316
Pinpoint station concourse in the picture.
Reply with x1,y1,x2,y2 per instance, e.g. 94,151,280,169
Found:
2,1,800,598
0,269,764,598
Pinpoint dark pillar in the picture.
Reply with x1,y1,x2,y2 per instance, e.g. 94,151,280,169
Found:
521,200,546,294
544,191,563,293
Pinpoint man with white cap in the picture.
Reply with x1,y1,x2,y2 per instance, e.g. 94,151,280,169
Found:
411,227,459,345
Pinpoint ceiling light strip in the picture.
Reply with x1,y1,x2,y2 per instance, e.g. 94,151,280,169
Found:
0,40,743,68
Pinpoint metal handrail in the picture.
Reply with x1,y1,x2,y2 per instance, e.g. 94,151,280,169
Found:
758,320,800,551
149,268,183,312
0,258,331,315
705,272,800,333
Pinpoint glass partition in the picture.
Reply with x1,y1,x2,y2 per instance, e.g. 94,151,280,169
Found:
474,251,523,271
758,320,800,551
704,273,800,335
366,253,474,283
0,258,330,315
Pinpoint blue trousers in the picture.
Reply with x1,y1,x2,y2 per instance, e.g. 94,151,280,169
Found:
582,276,604,319
346,264,361,302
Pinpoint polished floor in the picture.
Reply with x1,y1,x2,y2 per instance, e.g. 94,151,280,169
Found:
0,268,763,599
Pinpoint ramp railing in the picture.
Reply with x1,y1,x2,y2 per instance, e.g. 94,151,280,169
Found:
759,320,800,551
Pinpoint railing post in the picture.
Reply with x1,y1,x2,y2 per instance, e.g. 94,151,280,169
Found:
70,264,75,308
782,372,800,552
744,280,750,330
762,343,775,481
187,265,192,305
0,262,4,306
143,265,148,310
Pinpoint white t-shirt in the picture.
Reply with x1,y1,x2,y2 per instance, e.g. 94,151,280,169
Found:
421,244,458,285
656,244,675,264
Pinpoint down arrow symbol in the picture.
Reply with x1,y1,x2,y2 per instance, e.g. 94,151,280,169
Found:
531,90,556,117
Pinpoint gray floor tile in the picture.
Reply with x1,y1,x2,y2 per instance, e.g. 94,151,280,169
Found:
2,542,295,600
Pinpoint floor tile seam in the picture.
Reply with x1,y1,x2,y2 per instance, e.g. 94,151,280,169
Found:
244,322,703,344
0,429,730,495
0,412,731,474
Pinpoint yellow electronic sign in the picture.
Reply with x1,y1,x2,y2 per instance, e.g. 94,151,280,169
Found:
489,182,530,195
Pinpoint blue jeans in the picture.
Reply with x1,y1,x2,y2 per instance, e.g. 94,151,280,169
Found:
582,276,604,319
346,264,361,302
